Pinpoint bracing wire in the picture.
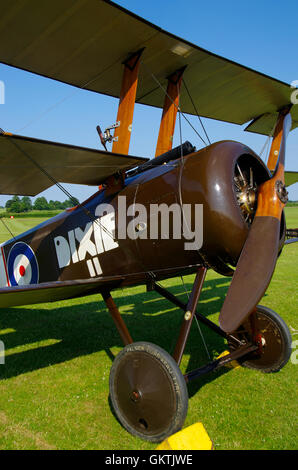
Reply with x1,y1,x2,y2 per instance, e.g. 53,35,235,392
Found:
9,59,211,242
180,275,211,360
177,82,183,159
0,217,15,240
142,62,208,147
182,78,211,146
259,116,279,166
6,137,115,240
16,55,126,134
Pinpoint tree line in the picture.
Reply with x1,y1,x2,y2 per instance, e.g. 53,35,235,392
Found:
5,195,79,213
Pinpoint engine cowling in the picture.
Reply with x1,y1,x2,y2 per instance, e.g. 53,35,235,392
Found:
180,141,272,275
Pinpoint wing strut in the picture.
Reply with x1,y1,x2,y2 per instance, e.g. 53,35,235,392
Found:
155,67,186,157
112,49,144,156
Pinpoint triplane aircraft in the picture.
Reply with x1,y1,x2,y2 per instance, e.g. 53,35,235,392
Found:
0,0,297,442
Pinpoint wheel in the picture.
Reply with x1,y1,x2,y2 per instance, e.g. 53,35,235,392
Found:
109,341,188,442
228,305,292,373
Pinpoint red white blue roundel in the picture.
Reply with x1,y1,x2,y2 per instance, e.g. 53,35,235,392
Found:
7,242,39,286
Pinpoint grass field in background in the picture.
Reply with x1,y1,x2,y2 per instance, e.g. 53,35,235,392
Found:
0,208,297,450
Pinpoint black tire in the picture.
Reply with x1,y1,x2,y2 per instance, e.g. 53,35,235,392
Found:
228,305,292,373
109,341,188,442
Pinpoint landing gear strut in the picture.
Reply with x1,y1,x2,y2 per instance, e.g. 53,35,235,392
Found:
103,272,291,441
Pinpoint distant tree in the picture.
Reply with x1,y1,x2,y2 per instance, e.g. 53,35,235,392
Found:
33,197,49,210
48,200,56,210
52,200,64,210
5,195,81,212
20,196,32,212
62,198,79,209
5,199,13,210
48,198,79,210
6,195,22,213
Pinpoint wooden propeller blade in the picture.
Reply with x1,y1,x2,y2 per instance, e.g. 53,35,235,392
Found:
218,215,280,333
219,111,292,333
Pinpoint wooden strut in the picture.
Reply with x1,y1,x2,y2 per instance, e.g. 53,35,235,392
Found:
103,49,143,196
256,107,292,220
101,273,255,384
183,342,257,384
102,290,133,346
152,276,257,383
267,107,291,173
112,49,144,156
153,280,227,339
101,267,207,353
172,267,207,365
155,66,186,158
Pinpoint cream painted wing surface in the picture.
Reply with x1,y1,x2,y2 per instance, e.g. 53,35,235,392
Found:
0,0,296,135
0,133,148,196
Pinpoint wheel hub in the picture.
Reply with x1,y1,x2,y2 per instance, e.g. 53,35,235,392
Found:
130,390,141,403
109,342,188,442
227,306,292,372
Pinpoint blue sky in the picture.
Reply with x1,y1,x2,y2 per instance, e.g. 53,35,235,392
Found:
0,0,297,206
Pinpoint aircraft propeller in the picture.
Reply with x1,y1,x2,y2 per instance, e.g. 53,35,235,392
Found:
219,110,292,333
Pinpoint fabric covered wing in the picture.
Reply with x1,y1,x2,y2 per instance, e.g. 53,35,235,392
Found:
0,0,296,135
285,171,298,187
0,133,148,196
0,275,124,309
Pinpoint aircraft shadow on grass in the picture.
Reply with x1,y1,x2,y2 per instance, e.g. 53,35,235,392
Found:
0,276,258,397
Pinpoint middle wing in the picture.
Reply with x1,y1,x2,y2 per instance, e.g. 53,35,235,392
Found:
0,133,148,196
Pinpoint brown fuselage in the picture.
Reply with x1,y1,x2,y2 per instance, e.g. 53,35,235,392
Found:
0,141,272,307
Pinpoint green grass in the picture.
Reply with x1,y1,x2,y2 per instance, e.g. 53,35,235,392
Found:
0,208,297,450
0,217,48,241
284,206,298,229
0,210,62,219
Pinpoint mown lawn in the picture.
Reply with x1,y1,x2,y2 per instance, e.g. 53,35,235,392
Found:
0,208,297,450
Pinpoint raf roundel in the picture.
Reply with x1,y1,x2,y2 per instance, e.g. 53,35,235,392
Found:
7,242,39,286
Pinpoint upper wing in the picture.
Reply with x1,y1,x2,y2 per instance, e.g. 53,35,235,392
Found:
0,0,296,135
0,132,148,196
